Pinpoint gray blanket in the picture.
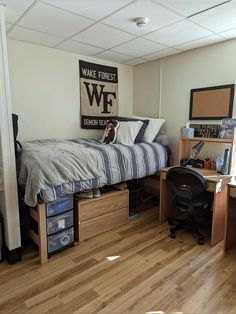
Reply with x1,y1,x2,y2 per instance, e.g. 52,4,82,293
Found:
18,140,101,206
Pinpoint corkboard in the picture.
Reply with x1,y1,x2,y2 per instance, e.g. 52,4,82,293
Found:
189,84,234,120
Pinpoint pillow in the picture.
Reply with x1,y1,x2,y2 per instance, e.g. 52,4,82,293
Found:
155,134,170,146
116,121,143,146
132,115,166,143
116,117,149,143
156,122,167,136
101,120,119,144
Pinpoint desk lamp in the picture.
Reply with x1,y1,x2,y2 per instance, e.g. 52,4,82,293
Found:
182,141,204,167
192,141,204,159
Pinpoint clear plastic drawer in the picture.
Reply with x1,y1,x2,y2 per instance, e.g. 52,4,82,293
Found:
47,210,74,235
46,195,73,217
48,227,74,254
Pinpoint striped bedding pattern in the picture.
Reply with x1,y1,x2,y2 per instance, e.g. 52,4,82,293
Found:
40,139,167,203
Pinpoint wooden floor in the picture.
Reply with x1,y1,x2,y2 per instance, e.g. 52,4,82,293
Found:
1,201,236,313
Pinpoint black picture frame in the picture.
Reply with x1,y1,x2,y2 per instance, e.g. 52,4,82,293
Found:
189,84,235,120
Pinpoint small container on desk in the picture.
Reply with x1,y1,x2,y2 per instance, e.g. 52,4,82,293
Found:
182,127,194,138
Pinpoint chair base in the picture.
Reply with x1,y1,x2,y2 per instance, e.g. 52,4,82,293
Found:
168,216,205,245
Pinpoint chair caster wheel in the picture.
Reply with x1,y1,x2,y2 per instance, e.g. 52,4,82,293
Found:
170,228,176,238
198,235,205,245
167,218,174,226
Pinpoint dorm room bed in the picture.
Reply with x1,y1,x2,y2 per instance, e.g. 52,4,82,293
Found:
18,138,168,264
18,138,168,206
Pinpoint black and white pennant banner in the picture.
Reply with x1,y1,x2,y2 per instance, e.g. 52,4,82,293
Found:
79,60,118,129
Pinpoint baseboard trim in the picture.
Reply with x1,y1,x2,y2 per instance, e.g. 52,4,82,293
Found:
3,245,21,265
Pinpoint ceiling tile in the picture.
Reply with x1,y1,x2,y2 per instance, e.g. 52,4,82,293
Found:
6,23,12,31
190,1,236,33
72,23,136,49
176,34,226,51
7,26,64,47
43,0,133,20
154,0,226,17
125,58,146,65
56,39,103,56
144,20,213,47
220,28,236,39
113,37,167,57
19,2,93,38
143,47,182,60
95,50,133,63
102,0,183,35
0,0,35,23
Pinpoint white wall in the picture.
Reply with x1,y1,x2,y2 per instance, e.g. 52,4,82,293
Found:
133,60,161,117
7,39,133,141
133,39,236,164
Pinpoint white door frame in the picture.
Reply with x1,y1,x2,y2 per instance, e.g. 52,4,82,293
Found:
0,5,21,252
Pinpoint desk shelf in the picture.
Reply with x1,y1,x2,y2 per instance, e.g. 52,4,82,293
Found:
180,137,233,144
179,127,236,175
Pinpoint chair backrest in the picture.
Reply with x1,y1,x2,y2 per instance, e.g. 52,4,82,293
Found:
166,166,207,200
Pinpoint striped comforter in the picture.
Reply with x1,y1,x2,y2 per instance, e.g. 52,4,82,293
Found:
21,139,167,205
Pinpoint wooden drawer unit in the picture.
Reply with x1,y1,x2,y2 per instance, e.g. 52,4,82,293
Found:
74,189,129,241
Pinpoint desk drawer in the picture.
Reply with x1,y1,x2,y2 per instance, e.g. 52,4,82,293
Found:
230,187,236,198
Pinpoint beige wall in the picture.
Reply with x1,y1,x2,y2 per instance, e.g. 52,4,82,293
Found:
7,39,133,141
133,39,236,163
8,38,236,162
133,60,161,117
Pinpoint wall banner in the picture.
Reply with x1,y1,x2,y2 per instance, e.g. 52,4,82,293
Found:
79,60,118,129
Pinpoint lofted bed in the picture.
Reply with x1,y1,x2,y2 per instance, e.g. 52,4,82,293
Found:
18,137,169,264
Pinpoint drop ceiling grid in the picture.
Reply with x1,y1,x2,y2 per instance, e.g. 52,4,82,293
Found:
3,0,236,64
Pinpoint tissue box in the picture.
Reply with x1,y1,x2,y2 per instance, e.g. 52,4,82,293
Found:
182,127,194,138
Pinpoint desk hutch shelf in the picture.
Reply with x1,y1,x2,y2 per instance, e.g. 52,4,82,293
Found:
179,127,236,175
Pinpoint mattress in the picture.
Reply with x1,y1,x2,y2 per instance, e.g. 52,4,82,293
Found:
18,139,167,206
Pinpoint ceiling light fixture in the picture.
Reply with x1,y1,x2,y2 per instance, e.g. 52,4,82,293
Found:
133,17,149,28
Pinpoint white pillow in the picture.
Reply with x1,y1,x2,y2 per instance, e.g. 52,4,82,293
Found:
116,121,143,146
132,115,165,143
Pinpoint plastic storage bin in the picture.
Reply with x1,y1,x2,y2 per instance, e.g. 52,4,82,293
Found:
46,195,73,217
47,227,74,254
47,210,74,235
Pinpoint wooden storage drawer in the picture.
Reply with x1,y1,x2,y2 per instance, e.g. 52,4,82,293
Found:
75,190,128,221
230,187,236,198
79,207,128,241
74,189,129,241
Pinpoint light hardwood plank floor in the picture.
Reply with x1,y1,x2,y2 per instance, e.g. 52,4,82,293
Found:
0,202,236,313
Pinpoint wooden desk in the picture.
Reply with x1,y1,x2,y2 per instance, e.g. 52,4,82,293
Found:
224,182,236,252
160,167,231,246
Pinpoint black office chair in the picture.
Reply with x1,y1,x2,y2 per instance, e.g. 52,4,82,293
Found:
166,166,213,245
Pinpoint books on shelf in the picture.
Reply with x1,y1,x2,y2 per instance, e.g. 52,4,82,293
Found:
189,124,220,138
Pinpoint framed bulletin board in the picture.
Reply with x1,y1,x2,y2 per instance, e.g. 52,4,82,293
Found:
189,84,235,120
